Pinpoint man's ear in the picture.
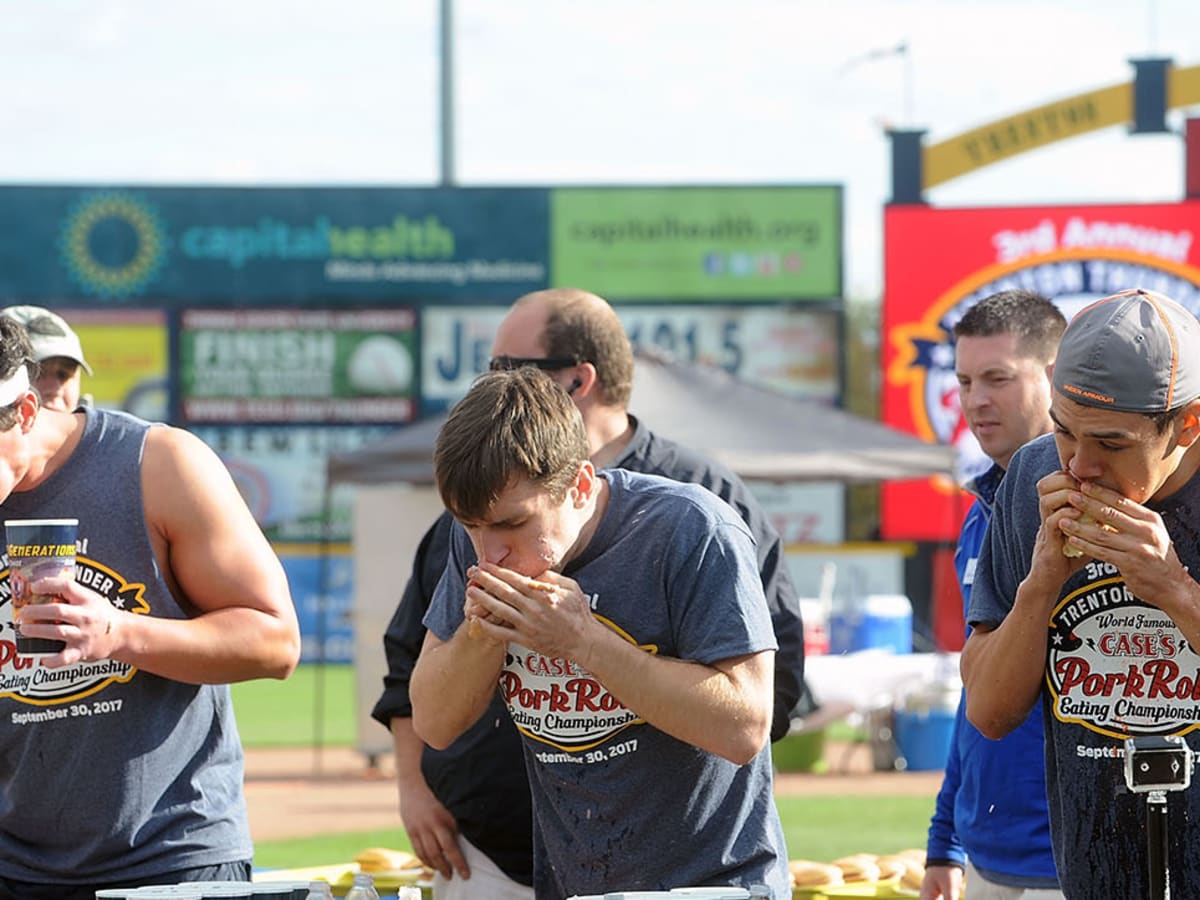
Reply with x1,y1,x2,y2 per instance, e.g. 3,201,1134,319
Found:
572,460,598,507
1174,399,1200,448
569,363,599,401
16,390,38,433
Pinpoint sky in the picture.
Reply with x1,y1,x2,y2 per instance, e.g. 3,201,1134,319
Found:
2,0,1198,299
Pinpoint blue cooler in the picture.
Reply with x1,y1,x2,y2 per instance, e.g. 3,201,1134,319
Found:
894,707,956,771
828,594,913,654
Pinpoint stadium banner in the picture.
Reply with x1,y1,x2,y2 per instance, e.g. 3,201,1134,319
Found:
190,424,396,543
179,308,418,424
420,302,841,413
551,186,842,300
56,308,169,419
275,548,356,664
882,201,1200,541
0,186,549,302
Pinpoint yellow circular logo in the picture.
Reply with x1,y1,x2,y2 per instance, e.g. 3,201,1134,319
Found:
59,191,167,298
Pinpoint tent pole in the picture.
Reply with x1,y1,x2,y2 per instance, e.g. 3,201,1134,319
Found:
312,473,334,777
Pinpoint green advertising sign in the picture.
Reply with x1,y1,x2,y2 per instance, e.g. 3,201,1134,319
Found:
179,308,417,424
550,186,841,300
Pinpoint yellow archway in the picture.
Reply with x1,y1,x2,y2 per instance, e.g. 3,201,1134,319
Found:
923,64,1200,189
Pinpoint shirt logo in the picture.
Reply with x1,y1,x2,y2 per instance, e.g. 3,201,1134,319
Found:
500,614,653,752
1049,568,1200,739
0,558,148,703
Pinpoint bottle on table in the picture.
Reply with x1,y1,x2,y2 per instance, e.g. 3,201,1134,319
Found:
343,873,381,900
303,882,334,900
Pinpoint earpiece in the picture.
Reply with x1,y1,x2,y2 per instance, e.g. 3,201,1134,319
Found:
567,378,583,396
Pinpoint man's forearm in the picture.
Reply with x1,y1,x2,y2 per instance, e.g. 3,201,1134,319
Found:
962,575,1057,739
411,625,506,749
580,626,773,764
391,717,427,788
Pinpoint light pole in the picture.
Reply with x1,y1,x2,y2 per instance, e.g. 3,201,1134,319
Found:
439,0,456,186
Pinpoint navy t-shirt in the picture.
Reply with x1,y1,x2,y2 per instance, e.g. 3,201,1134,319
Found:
424,469,790,899
969,434,1200,899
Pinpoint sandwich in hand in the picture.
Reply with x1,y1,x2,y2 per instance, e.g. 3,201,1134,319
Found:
1062,513,1118,558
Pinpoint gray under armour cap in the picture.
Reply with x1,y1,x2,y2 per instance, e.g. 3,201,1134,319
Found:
0,305,93,375
1053,288,1200,413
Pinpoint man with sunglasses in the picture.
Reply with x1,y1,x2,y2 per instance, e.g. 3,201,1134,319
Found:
373,287,805,899
489,354,580,372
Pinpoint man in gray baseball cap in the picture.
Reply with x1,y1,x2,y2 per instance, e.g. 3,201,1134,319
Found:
960,287,1200,898
1053,287,1200,413
0,305,92,412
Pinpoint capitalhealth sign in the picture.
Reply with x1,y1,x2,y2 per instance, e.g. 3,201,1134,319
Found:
552,186,841,300
0,187,550,302
882,201,1200,541
0,185,842,304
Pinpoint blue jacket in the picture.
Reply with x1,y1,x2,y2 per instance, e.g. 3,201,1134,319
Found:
925,464,1059,888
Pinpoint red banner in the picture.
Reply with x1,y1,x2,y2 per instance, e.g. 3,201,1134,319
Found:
882,201,1200,540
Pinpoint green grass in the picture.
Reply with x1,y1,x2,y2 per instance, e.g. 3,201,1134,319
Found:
255,829,413,869
778,794,933,860
232,663,357,747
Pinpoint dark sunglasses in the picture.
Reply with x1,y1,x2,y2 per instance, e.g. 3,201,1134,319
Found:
488,355,579,372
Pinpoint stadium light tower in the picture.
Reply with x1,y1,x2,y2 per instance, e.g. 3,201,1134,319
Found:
439,0,456,186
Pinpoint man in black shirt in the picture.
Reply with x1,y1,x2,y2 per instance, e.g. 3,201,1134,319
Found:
371,287,806,898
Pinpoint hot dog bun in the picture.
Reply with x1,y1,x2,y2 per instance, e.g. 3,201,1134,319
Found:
354,846,423,873
832,854,881,883
788,860,845,887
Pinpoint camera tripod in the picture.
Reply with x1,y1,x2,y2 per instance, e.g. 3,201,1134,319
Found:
1124,736,1193,900
1144,789,1169,900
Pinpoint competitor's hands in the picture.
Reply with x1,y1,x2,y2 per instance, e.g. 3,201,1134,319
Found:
1036,470,1190,614
464,562,599,661
1061,479,1187,606
1031,469,1090,578
14,575,120,667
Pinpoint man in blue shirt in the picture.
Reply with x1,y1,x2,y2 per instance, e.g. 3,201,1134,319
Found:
922,289,1065,900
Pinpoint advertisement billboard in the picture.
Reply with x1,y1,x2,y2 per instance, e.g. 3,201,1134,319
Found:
551,186,841,300
0,185,842,306
882,201,1200,540
0,186,550,302
57,308,169,419
618,304,840,399
277,549,355,664
179,308,418,424
192,424,396,543
420,302,841,413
